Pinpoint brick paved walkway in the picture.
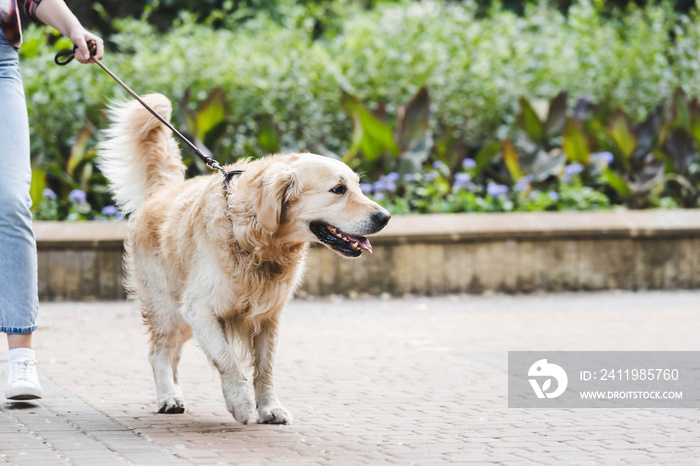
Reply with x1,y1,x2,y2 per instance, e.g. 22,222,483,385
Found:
1,291,699,465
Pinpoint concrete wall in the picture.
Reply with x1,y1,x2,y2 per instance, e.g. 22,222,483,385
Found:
35,222,126,301
34,211,700,300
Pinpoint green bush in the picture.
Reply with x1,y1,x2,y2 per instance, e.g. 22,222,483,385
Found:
18,0,700,219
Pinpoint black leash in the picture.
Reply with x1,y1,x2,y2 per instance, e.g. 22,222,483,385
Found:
55,41,243,196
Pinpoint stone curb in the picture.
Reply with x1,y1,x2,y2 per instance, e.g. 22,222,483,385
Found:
34,210,700,247
32,211,700,300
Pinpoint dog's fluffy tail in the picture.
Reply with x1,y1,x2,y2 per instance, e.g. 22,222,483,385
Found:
98,93,185,214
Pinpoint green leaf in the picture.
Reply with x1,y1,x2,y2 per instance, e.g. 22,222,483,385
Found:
434,130,453,164
180,88,198,136
608,109,637,159
562,117,589,164
46,162,75,187
635,163,665,195
400,131,433,174
632,103,665,161
518,96,545,144
342,113,364,166
341,89,361,115
671,87,690,131
17,36,41,59
80,162,93,193
341,89,398,161
473,141,501,176
195,87,228,142
688,97,700,149
603,169,631,199
662,127,696,175
502,139,521,182
29,165,46,212
359,107,398,159
257,114,280,153
67,126,92,177
531,150,567,182
397,87,430,153
545,91,567,137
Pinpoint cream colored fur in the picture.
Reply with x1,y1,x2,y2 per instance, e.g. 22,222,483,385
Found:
97,94,389,424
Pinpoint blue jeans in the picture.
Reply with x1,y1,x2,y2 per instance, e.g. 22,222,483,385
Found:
0,30,38,335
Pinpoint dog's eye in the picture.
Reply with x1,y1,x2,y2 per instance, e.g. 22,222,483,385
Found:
330,185,347,195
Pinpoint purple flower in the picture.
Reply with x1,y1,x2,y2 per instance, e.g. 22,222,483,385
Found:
403,173,416,182
515,174,534,190
385,172,400,182
562,163,584,182
564,163,584,176
102,205,119,216
68,189,87,203
360,183,373,194
453,173,472,190
548,191,560,201
42,188,57,201
596,152,614,165
462,158,476,170
374,176,396,192
514,180,529,192
487,182,509,197
374,192,386,201
423,171,438,181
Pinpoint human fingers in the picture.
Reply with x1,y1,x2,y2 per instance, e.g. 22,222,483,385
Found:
72,34,90,64
86,33,104,61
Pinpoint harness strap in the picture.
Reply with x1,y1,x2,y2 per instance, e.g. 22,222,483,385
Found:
223,170,244,199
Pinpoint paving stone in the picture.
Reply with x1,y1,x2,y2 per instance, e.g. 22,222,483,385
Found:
1,292,699,464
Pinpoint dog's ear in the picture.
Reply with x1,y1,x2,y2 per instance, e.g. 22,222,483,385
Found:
256,167,301,232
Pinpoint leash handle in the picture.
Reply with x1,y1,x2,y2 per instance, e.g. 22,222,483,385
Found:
54,46,77,66
54,41,235,179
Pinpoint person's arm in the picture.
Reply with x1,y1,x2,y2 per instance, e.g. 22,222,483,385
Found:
32,0,104,64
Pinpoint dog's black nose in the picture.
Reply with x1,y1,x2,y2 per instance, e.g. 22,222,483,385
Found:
372,210,391,228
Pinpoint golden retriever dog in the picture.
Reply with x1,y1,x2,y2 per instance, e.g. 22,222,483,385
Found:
97,94,390,425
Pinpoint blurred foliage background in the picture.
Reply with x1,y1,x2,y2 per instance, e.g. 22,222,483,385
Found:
18,0,700,219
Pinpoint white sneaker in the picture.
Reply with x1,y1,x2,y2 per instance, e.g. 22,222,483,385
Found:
5,358,43,400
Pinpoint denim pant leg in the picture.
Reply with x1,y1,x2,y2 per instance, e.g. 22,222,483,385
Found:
0,37,39,335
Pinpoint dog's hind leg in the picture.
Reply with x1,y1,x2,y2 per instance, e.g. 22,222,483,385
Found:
253,318,292,424
149,319,192,414
150,328,190,413
130,245,192,413
183,305,256,425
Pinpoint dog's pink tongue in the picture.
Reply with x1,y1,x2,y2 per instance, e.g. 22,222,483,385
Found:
346,234,373,254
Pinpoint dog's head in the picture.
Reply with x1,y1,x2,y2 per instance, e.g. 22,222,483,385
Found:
249,153,390,257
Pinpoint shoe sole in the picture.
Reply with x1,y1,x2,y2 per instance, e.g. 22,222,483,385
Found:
6,385,43,400
6,393,42,400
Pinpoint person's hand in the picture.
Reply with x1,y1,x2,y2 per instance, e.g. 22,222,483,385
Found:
69,28,104,64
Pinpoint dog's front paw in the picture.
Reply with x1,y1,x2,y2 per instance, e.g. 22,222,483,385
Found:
157,393,185,414
258,404,293,425
225,391,256,425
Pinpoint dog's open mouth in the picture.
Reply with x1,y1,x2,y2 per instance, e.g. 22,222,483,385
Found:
309,221,372,257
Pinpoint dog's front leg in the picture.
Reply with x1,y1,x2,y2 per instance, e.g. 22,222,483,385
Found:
254,318,292,424
184,307,256,425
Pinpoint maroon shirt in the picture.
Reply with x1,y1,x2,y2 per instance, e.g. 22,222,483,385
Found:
0,0,44,48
